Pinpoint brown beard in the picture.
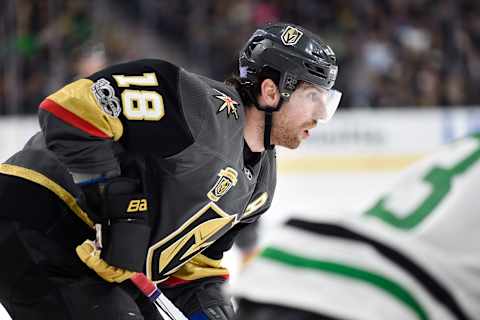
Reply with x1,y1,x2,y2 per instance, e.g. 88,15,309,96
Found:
271,120,302,149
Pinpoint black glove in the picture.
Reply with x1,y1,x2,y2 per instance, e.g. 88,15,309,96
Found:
81,177,151,272
163,278,235,320
101,177,151,271
192,304,235,320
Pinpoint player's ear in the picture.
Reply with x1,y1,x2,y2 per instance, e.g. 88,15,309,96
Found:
258,79,280,108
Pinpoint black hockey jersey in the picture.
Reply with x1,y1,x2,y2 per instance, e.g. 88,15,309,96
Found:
2,59,277,285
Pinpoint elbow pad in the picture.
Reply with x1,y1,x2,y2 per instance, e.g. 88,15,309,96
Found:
100,177,151,272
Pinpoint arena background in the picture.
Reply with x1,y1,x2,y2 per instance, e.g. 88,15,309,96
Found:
1,1,480,319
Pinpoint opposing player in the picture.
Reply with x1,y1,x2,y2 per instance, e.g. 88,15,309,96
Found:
233,133,480,320
0,23,341,319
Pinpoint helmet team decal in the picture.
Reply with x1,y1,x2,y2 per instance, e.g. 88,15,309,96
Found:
208,167,238,202
213,89,239,119
281,26,303,46
92,78,122,117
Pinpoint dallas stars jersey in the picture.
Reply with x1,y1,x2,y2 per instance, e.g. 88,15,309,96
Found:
0,59,276,285
233,134,480,320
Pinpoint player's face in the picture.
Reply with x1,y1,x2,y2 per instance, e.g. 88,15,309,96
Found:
271,83,329,149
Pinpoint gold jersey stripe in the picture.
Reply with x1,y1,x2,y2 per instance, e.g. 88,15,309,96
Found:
278,154,425,173
47,79,123,141
168,254,229,281
0,164,94,228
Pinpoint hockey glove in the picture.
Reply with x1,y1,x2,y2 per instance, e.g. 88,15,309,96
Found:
76,239,135,283
98,177,151,272
189,305,235,320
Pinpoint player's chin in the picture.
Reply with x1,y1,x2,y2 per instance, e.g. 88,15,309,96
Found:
282,137,302,149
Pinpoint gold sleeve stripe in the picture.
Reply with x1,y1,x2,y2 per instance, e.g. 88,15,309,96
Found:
41,79,123,141
0,164,95,228
166,254,229,282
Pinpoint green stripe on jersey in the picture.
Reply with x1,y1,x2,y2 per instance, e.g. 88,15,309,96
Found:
260,247,428,320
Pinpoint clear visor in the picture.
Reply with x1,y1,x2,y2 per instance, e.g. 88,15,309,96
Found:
318,89,342,123
300,84,342,123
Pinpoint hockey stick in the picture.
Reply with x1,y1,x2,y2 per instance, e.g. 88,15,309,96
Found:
90,223,186,319
130,273,188,320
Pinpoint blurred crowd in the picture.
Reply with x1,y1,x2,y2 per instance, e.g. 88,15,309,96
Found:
0,0,140,114
1,0,480,114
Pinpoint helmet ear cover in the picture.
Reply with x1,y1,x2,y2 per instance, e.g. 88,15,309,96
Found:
238,66,284,111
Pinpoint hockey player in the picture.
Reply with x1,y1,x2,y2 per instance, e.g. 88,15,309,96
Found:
0,23,341,320
233,133,480,320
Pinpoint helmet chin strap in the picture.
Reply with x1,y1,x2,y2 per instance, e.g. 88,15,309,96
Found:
260,98,285,150
263,110,275,150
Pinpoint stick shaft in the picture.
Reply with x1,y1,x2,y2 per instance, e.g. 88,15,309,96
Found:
130,273,188,320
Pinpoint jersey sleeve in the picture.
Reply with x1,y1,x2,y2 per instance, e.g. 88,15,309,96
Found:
39,59,194,174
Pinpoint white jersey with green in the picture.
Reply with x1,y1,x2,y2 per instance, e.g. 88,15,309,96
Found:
232,133,480,320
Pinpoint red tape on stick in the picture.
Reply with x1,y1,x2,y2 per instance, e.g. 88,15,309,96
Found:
131,273,156,297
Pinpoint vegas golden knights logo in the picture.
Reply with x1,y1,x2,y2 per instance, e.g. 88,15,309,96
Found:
146,202,237,282
281,26,303,46
207,167,238,202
